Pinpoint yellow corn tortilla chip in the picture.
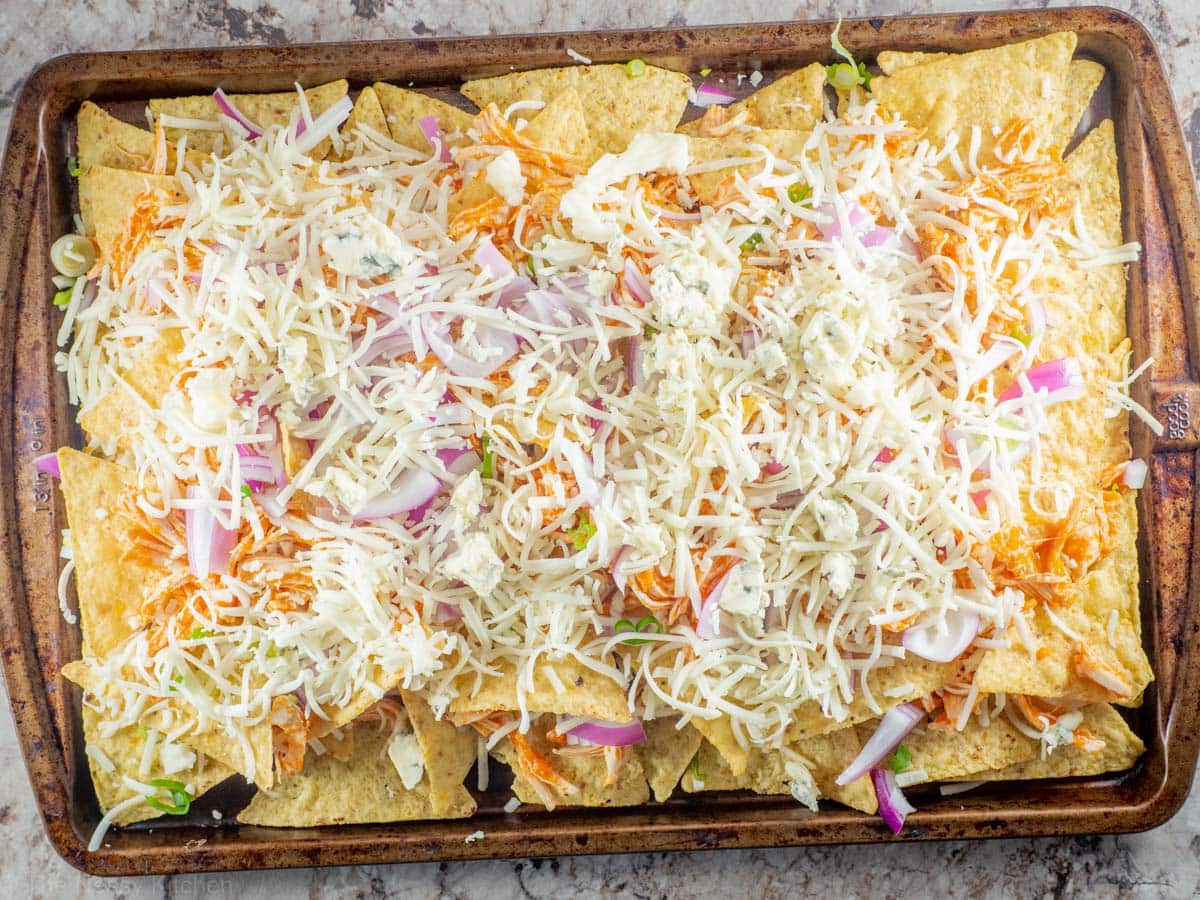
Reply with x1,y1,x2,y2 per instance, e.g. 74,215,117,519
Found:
400,689,477,816
975,492,1151,704
449,657,630,722
638,717,702,802
870,32,1076,169
78,328,184,454
680,63,826,135
317,725,355,763
686,129,810,203
238,722,474,826
889,714,1040,784
77,166,184,263
185,721,275,790
876,50,951,75
493,714,649,808
149,80,349,157
57,448,154,659
331,86,389,161
81,706,233,826
462,63,690,159
308,666,403,739
689,714,749,777
963,704,1143,781
372,82,475,156
77,101,203,172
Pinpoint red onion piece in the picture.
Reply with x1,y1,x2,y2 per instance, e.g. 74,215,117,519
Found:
518,288,576,328
861,226,895,248
871,767,916,835
901,608,981,663
236,455,279,485
352,467,442,520
33,452,61,479
426,318,517,379
185,487,237,579
473,237,514,280
622,258,651,305
417,115,452,163
696,571,730,640
624,335,644,388
873,448,896,465
693,83,737,108
212,88,263,139
293,95,353,155
587,398,605,434
763,459,786,476
436,447,482,476
998,358,1084,405
565,718,646,747
740,329,760,355
836,702,924,786
969,489,991,511
1121,458,1147,490
819,203,873,242
436,601,462,622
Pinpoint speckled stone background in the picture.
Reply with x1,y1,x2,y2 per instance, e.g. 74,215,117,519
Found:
2,0,1198,896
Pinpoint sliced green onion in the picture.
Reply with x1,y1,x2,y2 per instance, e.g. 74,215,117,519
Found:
67,156,82,177
568,510,596,550
265,642,279,658
526,256,537,277
1010,326,1032,346
827,62,860,90
644,323,659,339
857,61,874,91
699,66,712,77
690,752,706,781
889,744,912,774
240,483,252,498
613,615,661,645
740,232,763,253
145,779,191,815
626,58,647,78
480,434,495,479
52,286,73,308
787,183,812,205
188,626,214,640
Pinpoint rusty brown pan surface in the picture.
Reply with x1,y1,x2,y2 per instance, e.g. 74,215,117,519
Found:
1,6,1198,876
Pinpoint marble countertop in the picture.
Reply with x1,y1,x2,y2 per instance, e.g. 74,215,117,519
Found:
2,0,1198,895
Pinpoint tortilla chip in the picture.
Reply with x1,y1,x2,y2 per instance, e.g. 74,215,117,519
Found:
57,449,153,659
185,721,275,790
331,86,389,161
77,166,184,262
78,328,184,453
806,727,878,815
400,689,477,815
81,707,233,826
149,80,349,157
686,129,810,203
638,717,702,802
449,657,630,722
876,50,951,75
690,714,749,777
76,101,203,173
870,32,1076,169
680,63,826,135
462,64,690,159
965,704,1143,781
890,714,1039,784
1054,60,1106,149
493,714,649,808
238,722,474,826
372,83,475,155
317,726,355,763
308,667,403,739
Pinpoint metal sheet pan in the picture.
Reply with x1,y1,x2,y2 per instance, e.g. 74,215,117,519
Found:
1,6,1198,876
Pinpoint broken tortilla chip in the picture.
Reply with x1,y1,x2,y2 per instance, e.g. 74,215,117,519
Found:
680,63,826,135
887,713,1040,784
77,101,203,173
400,689,477,816
331,86,389,161
449,657,630,722
77,166,184,264
638,717,703,802
372,82,475,156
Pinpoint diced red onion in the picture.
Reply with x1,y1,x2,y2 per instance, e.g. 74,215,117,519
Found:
212,88,263,139
969,489,991,511
624,336,644,388
518,288,576,328
901,608,981,663
763,459,786,476
426,318,517,379
962,341,1019,389
836,702,924,786
473,237,514,281
33,452,61,479
623,258,651,305
236,454,279,486
861,226,895,248
873,448,897,465
436,601,462,622
436,447,482,476
693,83,737,108
352,467,442,520
564,718,646,747
293,95,354,155
740,329,760,354
871,767,916,835
587,398,604,434
1122,459,1147,490
417,115,452,163
999,358,1084,406
696,571,730,640
185,487,237,579
819,203,873,242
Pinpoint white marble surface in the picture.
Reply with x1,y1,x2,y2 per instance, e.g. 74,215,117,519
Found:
2,0,1199,895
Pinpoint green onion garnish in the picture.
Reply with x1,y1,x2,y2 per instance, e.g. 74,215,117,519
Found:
787,183,812,205
189,626,214,640
568,510,596,550
827,19,871,91
1010,326,1031,346
145,779,192,815
699,66,712,77
889,744,912,774
67,156,82,177
644,323,659,339
857,61,874,91
240,483,252,498
689,752,706,781
613,615,662,645
826,62,860,90
526,256,537,277
480,434,495,479
626,58,647,78
740,232,763,253
265,642,279,658
52,286,73,308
